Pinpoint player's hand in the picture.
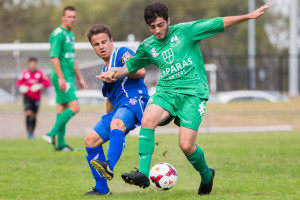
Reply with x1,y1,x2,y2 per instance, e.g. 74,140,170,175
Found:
58,78,66,91
19,85,29,94
96,69,117,83
79,79,88,90
249,4,271,19
30,84,43,92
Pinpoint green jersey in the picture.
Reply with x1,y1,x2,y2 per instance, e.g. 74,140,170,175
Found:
126,17,224,99
49,26,76,82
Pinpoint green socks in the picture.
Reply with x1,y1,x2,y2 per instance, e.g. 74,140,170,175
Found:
138,128,211,183
57,124,66,149
138,128,155,177
48,108,75,137
48,108,74,148
186,145,212,184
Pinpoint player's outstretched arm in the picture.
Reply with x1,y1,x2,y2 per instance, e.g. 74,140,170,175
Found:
97,63,131,83
223,3,271,29
127,68,146,79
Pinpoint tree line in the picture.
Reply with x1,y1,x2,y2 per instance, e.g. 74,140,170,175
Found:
0,0,281,56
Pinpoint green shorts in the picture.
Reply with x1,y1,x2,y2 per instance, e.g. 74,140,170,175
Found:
52,78,78,105
147,92,207,131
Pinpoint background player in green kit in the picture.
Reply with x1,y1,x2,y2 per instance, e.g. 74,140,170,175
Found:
44,6,87,151
100,1,271,195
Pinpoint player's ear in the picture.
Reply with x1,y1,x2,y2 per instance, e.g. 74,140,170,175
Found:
111,37,114,42
167,18,170,25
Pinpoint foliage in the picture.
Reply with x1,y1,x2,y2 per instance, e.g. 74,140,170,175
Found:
0,0,279,55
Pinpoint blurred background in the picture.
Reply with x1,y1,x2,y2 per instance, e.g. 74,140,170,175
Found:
0,0,299,138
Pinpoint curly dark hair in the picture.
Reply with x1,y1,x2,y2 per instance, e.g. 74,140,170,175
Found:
144,1,168,25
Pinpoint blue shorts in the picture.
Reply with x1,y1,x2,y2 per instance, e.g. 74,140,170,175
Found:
93,107,137,142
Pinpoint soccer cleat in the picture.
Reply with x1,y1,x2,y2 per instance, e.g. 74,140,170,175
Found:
198,168,215,195
84,188,112,196
43,135,56,149
90,160,114,180
121,168,150,189
56,145,74,152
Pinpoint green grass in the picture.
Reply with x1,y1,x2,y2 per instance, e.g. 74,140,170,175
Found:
1,132,299,200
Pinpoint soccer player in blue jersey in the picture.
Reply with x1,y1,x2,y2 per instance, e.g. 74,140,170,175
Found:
83,24,149,196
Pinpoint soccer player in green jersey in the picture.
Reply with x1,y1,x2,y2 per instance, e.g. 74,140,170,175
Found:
100,1,270,195
43,6,87,151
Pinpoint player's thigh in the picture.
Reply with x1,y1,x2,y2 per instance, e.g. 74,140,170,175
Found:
178,126,198,156
176,96,207,131
87,114,113,147
85,129,105,148
53,80,78,105
111,107,136,132
141,104,171,129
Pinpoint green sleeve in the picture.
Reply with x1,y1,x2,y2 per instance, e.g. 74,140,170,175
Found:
50,32,64,58
126,43,150,73
180,17,224,41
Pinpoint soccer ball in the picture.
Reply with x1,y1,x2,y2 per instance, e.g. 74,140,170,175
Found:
149,162,177,190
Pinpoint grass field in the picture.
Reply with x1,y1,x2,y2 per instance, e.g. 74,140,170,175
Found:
1,131,299,200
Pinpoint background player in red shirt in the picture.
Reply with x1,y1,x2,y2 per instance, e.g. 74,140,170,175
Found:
16,57,50,139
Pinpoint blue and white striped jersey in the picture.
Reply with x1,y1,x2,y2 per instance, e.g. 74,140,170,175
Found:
102,47,148,108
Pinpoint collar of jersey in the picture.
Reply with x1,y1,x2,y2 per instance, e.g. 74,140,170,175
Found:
104,48,117,72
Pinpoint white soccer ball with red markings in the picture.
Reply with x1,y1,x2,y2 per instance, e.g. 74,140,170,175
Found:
149,162,177,190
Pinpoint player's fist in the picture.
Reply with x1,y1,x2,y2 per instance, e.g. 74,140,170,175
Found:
30,83,43,92
19,85,29,94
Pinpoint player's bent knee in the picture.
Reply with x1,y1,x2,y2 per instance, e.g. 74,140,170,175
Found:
141,115,157,128
110,119,126,132
85,132,103,147
179,142,195,155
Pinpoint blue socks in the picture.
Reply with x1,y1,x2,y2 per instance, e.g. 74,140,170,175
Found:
86,146,109,194
107,129,125,170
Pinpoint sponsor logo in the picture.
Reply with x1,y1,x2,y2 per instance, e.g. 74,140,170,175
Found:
66,36,71,43
145,39,155,47
65,82,71,93
129,98,138,105
34,73,41,79
148,96,154,103
162,48,174,64
181,118,192,124
24,73,30,79
170,35,180,47
151,48,159,58
54,28,62,36
198,101,206,116
161,57,193,78
64,52,75,58
120,51,132,63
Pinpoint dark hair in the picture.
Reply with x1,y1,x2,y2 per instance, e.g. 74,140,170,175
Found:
28,57,38,62
144,1,168,25
86,24,112,43
62,6,76,16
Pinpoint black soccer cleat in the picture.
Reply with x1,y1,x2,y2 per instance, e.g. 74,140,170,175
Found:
121,168,150,189
56,145,74,152
84,188,112,196
198,168,215,195
90,160,114,180
43,135,56,150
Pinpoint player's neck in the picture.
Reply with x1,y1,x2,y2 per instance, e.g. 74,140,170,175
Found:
61,24,72,31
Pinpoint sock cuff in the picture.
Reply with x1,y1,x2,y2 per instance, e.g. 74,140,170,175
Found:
86,146,104,154
65,108,75,117
109,129,125,137
186,145,203,160
140,128,155,140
